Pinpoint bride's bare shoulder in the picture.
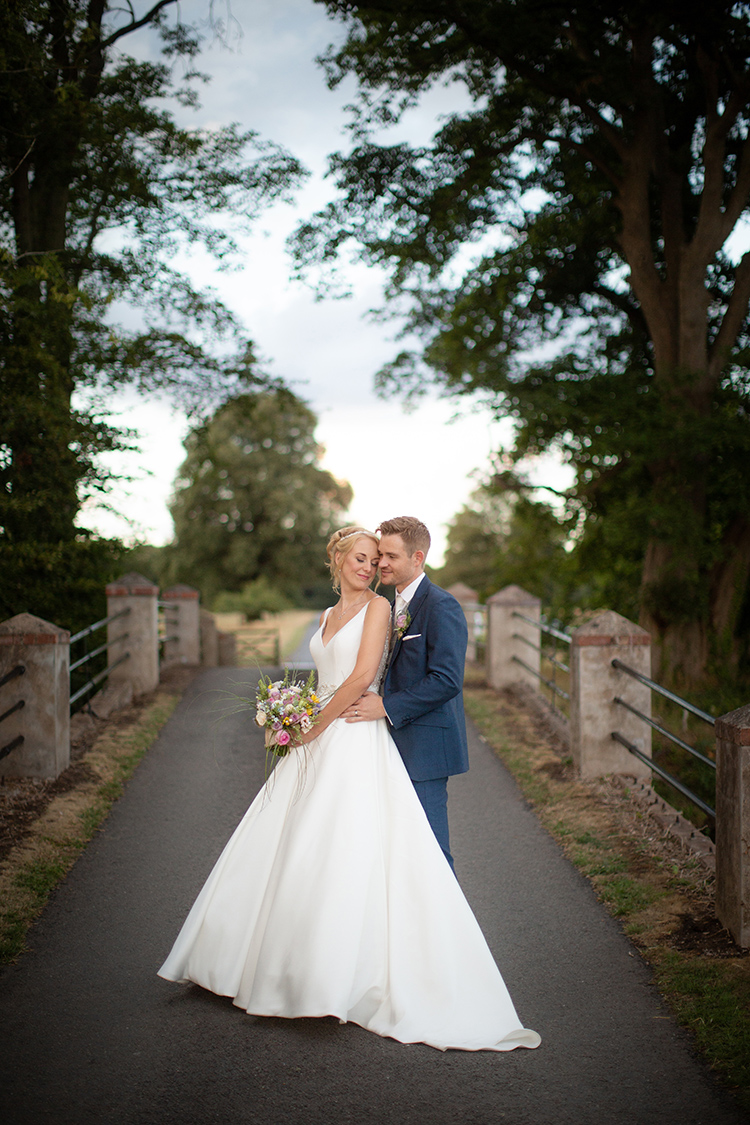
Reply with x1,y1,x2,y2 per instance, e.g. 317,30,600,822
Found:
365,594,391,616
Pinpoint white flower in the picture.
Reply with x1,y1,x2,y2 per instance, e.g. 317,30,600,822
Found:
255,709,267,726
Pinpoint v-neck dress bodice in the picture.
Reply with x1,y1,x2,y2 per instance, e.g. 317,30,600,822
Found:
312,604,389,698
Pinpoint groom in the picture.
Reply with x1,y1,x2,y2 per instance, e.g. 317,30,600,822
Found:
343,516,469,868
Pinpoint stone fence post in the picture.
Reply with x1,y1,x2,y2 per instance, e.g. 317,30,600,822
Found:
200,609,219,667
570,610,652,780
486,585,541,691
218,631,237,667
447,582,481,661
161,585,200,666
715,704,750,948
105,573,159,697
0,614,70,779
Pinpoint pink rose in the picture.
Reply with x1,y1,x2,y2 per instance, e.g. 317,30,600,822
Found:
275,729,291,746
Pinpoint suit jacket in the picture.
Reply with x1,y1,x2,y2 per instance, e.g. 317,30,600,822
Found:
382,576,469,782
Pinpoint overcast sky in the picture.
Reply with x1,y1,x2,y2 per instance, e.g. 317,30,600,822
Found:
82,0,567,565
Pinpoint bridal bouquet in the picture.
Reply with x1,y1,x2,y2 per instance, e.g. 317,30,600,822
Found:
255,670,322,756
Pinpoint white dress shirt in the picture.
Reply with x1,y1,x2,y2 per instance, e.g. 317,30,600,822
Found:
396,571,426,612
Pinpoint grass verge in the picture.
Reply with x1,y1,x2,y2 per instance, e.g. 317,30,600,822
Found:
464,678,750,1112
0,694,178,965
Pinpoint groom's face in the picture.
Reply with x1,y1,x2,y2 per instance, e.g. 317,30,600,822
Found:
378,534,424,592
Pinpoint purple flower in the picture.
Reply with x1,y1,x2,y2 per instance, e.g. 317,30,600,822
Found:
394,607,412,639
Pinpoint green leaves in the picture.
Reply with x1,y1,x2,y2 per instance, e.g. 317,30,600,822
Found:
166,389,352,602
306,0,750,682
0,1,307,567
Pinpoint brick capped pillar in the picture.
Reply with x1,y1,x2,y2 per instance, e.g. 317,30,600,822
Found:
0,614,70,779
105,573,159,696
486,585,541,691
715,704,750,949
161,585,200,666
570,610,652,780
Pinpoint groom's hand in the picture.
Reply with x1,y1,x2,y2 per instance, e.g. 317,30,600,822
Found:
342,693,386,723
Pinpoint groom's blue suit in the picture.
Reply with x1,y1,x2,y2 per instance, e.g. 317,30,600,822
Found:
382,576,469,866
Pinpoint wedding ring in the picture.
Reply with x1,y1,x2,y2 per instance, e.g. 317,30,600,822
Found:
355,709,359,716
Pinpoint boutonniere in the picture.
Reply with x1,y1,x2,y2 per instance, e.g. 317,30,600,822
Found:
394,606,411,640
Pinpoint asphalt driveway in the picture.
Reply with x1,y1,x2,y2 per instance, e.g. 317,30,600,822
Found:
0,666,744,1125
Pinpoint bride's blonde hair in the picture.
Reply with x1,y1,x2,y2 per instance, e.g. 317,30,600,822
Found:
326,526,379,592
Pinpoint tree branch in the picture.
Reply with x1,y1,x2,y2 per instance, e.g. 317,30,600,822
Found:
102,0,178,48
2,141,36,185
577,102,627,163
709,250,750,379
563,134,623,190
446,9,629,172
692,47,750,263
719,130,750,240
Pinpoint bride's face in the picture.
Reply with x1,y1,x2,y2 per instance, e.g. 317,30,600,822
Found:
337,537,380,592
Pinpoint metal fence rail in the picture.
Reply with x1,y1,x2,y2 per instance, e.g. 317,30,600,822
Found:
611,658,715,725
0,734,24,762
70,608,131,714
70,634,129,673
611,658,716,820
70,608,129,646
511,610,572,707
613,695,716,771
611,731,716,821
69,651,131,708
0,663,26,690
512,653,571,701
0,662,26,761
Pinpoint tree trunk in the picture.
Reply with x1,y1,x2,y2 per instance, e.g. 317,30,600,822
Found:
2,272,80,543
639,539,710,687
640,508,750,689
613,64,750,686
2,33,91,544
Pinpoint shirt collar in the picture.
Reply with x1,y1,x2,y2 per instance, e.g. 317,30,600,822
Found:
398,571,426,605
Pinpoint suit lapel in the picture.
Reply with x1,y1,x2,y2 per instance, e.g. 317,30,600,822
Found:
405,575,431,622
388,599,403,665
387,575,431,669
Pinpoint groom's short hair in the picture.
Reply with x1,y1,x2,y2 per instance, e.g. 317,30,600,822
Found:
378,516,431,559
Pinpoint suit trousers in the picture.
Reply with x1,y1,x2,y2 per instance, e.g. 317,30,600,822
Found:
412,777,453,870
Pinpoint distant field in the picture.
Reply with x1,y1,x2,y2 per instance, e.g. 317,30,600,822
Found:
213,609,319,665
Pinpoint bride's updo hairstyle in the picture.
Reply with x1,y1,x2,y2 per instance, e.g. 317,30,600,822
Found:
326,526,379,592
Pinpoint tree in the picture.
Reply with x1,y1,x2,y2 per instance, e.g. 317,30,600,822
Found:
0,1,305,624
297,1,750,686
165,388,352,603
436,470,572,612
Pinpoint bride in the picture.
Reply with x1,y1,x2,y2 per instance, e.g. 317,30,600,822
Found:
158,527,540,1053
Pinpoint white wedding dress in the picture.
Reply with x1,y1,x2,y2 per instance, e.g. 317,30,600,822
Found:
158,606,540,1052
